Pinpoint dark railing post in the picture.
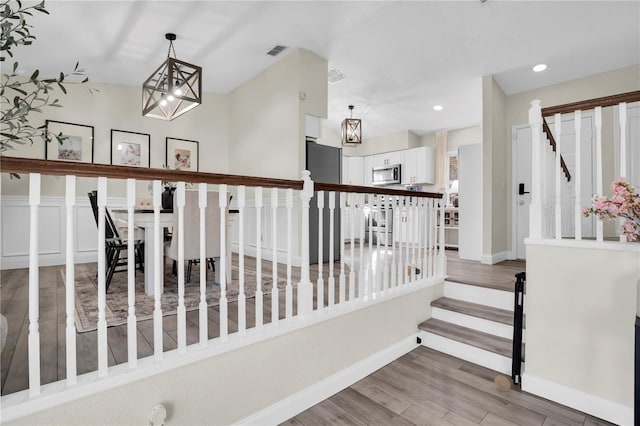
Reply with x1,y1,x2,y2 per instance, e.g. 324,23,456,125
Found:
512,272,526,385
635,316,639,425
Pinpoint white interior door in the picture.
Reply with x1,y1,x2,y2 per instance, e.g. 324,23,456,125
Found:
513,113,594,259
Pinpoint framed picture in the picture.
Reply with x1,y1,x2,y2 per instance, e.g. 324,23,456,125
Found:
166,137,199,171
110,129,150,167
45,120,94,163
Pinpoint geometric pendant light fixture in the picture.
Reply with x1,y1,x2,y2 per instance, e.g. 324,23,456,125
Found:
142,33,202,120
341,105,362,146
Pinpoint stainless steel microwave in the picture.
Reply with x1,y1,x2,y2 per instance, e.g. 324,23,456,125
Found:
372,164,401,186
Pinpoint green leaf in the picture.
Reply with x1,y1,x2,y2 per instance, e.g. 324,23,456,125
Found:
0,132,19,140
29,69,38,81
59,72,64,82
12,61,18,72
74,61,79,72
9,86,27,95
82,77,88,83
57,82,66,94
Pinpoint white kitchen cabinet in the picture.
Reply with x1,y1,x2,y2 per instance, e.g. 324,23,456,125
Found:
363,155,374,186
342,156,364,185
374,151,403,168
402,146,434,185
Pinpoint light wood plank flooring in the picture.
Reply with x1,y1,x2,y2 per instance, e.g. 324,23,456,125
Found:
284,346,614,426
446,251,525,292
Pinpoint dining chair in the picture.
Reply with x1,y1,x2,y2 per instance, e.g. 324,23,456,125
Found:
88,191,145,291
165,191,222,284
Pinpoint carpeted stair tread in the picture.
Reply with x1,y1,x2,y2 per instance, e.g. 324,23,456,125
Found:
419,318,513,358
431,297,522,327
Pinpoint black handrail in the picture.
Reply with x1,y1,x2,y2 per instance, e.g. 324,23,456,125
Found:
512,272,526,385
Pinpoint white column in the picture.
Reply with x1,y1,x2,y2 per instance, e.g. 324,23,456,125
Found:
529,100,543,239
595,106,603,242
297,171,314,317
554,114,563,240
619,102,627,242
198,183,208,346
255,187,263,329
97,177,109,375
28,173,41,396
152,180,163,360
126,178,138,366
237,186,246,335
65,175,78,383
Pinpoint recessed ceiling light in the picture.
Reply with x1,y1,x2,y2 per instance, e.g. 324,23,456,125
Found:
533,64,547,72
433,105,443,111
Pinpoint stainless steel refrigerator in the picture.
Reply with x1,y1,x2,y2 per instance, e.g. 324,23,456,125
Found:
306,139,341,264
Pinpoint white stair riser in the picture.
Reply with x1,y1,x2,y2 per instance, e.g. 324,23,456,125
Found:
431,307,526,341
444,281,514,311
419,330,512,375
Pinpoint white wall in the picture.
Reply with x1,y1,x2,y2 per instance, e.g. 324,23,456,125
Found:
1,82,229,197
6,285,442,425
524,242,639,425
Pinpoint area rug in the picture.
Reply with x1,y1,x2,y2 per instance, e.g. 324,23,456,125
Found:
62,266,289,333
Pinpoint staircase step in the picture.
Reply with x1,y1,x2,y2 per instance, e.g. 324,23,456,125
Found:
419,318,513,358
431,297,519,326
444,280,514,311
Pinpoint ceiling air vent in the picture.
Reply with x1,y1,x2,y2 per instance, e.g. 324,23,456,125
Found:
267,45,287,56
328,68,347,84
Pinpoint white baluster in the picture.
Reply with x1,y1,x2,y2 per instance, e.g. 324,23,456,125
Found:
422,198,428,280
428,199,434,278
97,177,109,374
219,185,229,339
407,197,414,283
373,194,380,297
554,114,562,240
198,183,208,346
317,190,325,310
176,182,186,352
298,171,314,317
391,197,398,288
152,180,163,360
398,196,405,286
328,191,336,308
238,186,246,334
28,173,41,396
348,193,356,301
286,188,293,319
271,188,279,324
595,107,603,241
619,102,627,242
438,197,446,277
126,178,137,367
339,192,346,304
382,196,390,293
359,193,366,300
65,175,78,383
529,100,543,239
574,110,582,241
255,187,263,329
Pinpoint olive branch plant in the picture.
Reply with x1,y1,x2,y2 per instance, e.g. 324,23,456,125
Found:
1,0,94,155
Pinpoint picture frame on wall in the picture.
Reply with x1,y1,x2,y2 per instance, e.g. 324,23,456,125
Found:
166,137,199,171
110,129,151,167
45,120,94,163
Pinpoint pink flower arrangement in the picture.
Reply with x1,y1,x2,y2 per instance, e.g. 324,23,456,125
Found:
583,177,640,241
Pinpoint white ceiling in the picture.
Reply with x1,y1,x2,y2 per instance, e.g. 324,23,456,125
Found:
12,1,640,139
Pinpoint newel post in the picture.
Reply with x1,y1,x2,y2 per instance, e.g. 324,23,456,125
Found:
298,170,314,317
529,100,543,239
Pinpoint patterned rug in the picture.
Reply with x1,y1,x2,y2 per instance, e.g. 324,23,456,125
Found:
62,266,288,333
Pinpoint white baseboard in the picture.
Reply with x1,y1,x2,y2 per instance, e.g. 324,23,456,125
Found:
230,243,302,268
235,335,419,425
480,251,509,265
522,373,633,426
419,330,511,375
444,281,514,311
432,307,521,341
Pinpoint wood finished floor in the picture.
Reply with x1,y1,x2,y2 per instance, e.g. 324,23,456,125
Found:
283,346,614,426
446,251,525,293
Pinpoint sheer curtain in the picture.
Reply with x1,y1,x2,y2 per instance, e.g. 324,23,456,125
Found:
434,130,448,191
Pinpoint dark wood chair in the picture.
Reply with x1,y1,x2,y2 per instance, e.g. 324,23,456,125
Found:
88,191,145,291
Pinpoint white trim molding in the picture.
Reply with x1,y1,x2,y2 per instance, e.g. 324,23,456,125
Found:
480,251,509,265
444,281,513,311
522,373,633,426
525,237,640,253
236,335,419,425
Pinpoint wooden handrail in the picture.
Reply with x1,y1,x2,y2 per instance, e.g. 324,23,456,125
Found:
541,90,640,117
0,157,304,190
0,157,445,198
542,119,571,182
314,182,443,199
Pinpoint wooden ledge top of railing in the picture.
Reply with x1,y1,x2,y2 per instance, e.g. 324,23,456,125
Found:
0,157,444,198
314,182,442,198
0,157,304,190
541,90,640,117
